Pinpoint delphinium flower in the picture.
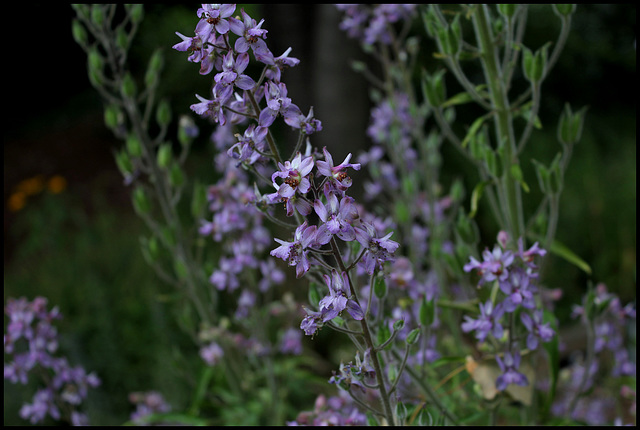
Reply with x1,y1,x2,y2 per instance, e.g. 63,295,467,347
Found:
318,270,364,323
499,267,537,312
313,192,359,244
254,46,300,83
258,81,302,128
195,3,236,39
461,300,505,342
190,89,230,125
228,8,269,55
279,327,303,355
354,221,400,275
4,297,100,425
200,341,224,366
329,361,367,393
129,391,172,425
267,152,315,216
520,309,555,351
287,392,367,426
227,124,269,166
214,51,256,100
495,350,529,391
315,146,362,193
335,4,417,46
463,244,515,286
270,221,318,278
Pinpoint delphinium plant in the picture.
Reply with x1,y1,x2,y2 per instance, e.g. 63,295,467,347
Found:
5,3,634,426
4,297,101,425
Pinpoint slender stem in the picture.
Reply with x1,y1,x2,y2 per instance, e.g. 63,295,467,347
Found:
329,238,396,426
471,4,524,240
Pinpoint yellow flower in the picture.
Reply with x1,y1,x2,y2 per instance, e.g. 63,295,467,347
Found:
16,175,45,196
8,191,27,212
47,175,67,194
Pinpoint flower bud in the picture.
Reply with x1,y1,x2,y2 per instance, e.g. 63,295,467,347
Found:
178,115,199,146
127,4,144,24
90,5,105,26
405,327,421,345
422,69,446,107
104,104,123,131
71,19,88,46
116,27,129,52
522,45,548,84
126,134,143,158
557,103,587,145
132,186,151,215
121,72,137,99
156,143,173,169
115,148,133,176
169,164,185,187
156,100,172,127
419,296,436,326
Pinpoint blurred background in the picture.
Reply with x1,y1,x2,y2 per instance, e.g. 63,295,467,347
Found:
4,4,635,425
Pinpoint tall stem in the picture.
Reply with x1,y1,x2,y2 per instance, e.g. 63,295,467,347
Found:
471,5,524,240
329,238,396,426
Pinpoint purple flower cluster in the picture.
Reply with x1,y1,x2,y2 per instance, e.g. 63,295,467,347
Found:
328,349,376,393
128,391,172,425
462,234,553,392
174,4,319,136
571,283,636,377
287,391,367,426
4,297,101,425
335,4,417,46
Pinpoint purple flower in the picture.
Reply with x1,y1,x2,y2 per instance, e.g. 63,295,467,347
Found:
254,46,300,82
517,238,547,270
354,221,399,275
314,193,359,244
172,32,208,63
279,327,303,355
520,310,555,350
258,81,302,128
499,268,537,312
19,388,60,424
270,221,317,278
200,341,224,366
318,270,364,322
287,106,323,135
129,391,171,424
300,306,325,336
463,245,515,286
227,124,269,166
495,350,529,391
228,9,269,54
316,146,361,192
214,51,256,100
267,152,315,216
190,90,230,125
461,300,505,342
328,361,366,393
195,4,236,39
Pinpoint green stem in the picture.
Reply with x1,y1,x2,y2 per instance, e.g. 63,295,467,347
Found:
471,4,524,240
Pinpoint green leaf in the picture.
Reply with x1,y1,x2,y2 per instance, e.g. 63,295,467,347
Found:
530,234,592,274
469,180,490,218
462,115,488,148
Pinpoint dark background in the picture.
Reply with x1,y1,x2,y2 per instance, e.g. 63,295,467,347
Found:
4,4,636,425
